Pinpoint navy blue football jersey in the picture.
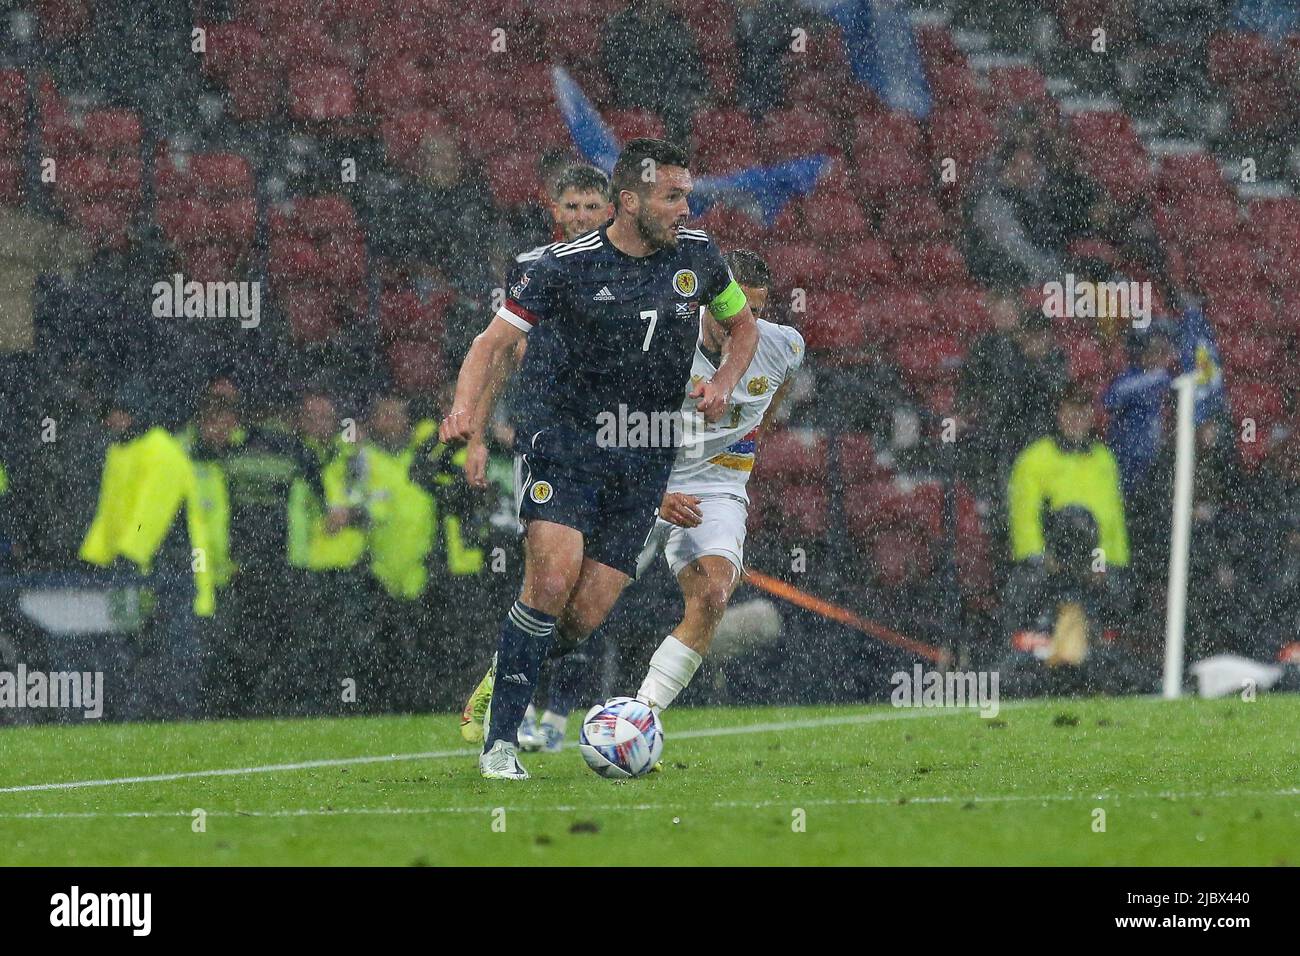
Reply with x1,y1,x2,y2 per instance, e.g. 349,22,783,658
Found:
497,225,739,469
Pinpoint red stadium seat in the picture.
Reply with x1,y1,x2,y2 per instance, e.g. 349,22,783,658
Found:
1155,152,1228,200
378,287,452,342
72,202,131,252
192,153,255,198
288,66,357,122
1205,289,1278,334
759,109,837,160
203,22,269,80
838,432,887,485
926,63,981,108
382,110,451,172
878,194,946,242
606,109,666,142
82,109,141,156
985,66,1051,112
1158,194,1242,246
798,294,868,354
269,238,324,283
1216,330,1282,380
542,13,604,66
1187,240,1261,292
851,112,924,156
772,483,830,538
799,191,870,243
764,243,831,291
37,0,92,42
285,288,342,342
751,429,829,485
272,21,350,72
828,239,896,289
895,241,967,287
362,58,433,118
843,477,945,543
387,340,444,395
927,108,996,181
852,144,930,203
484,151,540,208
226,67,284,122
894,333,965,385
928,285,989,336
915,25,965,68
690,108,758,172
1208,30,1280,84
1229,77,1290,134
858,289,933,341
690,204,764,247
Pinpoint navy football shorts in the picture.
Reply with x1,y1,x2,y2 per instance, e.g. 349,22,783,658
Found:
514,430,672,578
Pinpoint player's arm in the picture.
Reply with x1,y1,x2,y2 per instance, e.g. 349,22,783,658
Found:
757,378,794,437
441,316,527,445
692,294,757,421
460,337,526,487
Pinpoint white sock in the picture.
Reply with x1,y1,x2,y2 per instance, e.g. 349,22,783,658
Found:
637,635,702,713
540,710,567,734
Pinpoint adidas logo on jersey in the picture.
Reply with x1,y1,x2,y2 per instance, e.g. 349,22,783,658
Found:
593,286,615,302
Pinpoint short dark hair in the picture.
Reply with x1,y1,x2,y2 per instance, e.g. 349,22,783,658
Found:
610,138,690,211
723,249,771,289
1060,383,1094,409
551,164,610,201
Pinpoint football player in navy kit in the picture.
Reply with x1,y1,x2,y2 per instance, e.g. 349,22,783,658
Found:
440,139,758,779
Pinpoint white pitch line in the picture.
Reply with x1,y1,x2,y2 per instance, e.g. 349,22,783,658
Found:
1,786,1298,821
0,707,994,795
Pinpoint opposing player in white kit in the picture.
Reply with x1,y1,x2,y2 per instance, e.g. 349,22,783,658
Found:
631,248,803,714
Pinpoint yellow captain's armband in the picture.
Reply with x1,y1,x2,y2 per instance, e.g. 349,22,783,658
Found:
707,279,747,322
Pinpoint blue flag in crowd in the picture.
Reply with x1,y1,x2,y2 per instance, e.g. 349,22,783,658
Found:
801,0,932,119
1179,306,1226,426
550,66,829,226
550,66,620,174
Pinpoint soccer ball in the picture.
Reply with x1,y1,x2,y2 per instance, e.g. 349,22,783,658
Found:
578,697,663,779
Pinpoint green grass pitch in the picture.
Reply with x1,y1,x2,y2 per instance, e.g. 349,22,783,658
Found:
1,695,1297,865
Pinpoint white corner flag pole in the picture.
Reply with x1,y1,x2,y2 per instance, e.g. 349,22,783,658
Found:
1163,373,1198,699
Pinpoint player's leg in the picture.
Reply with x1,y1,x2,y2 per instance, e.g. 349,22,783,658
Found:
480,518,584,779
531,556,631,749
637,495,746,713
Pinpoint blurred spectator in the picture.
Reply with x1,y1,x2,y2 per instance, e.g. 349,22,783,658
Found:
603,0,708,140
1007,385,1130,570
963,134,1068,288
958,305,1068,496
1103,322,1179,496
735,0,798,116
362,131,501,297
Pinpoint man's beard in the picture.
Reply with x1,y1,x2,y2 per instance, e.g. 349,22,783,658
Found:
635,210,677,251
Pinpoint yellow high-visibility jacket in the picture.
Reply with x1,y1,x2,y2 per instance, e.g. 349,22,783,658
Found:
286,440,366,571
406,423,484,576
1007,436,1130,566
79,427,217,616
364,444,434,600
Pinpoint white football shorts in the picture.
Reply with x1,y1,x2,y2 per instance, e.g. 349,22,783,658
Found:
634,493,748,580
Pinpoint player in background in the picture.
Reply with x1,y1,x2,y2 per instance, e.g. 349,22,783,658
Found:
457,250,803,740
440,138,758,780
465,163,614,752
630,249,802,714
